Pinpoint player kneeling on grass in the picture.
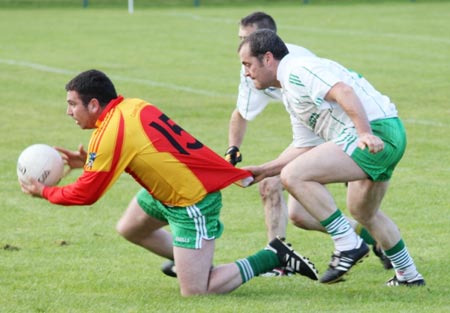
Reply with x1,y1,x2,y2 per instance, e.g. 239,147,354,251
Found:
19,69,318,296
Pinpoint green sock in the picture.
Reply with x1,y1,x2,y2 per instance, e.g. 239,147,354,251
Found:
354,223,376,245
235,249,280,283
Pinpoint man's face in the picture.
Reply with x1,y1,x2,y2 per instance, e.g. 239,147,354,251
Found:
238,24,257,41
66,90,98,129
239,42,275,90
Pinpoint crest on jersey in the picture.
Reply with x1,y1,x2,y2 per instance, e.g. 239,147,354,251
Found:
87,152,97,169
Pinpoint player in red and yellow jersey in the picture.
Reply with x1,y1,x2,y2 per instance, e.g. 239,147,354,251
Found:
42,95,252,207
20,70,318,296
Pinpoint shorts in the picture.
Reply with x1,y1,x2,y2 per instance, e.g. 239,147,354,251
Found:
136,189,224,249
349,118,406,181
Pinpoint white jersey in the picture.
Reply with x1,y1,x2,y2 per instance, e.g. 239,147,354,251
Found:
277,54,398,147
236,43,315,121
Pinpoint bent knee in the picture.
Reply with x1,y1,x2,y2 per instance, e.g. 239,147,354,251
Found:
115,218,130,238
280,167,298,190
258,177,283,198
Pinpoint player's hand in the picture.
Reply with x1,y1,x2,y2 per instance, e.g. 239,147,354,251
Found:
358,133,384,154
19,177,44,198
54,144,87,176
242,165,265,185
224,146,242,166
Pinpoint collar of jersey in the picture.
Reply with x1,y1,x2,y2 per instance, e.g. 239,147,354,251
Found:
96,95,124,127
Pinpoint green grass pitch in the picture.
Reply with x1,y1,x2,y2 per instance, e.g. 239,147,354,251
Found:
0,1,449,312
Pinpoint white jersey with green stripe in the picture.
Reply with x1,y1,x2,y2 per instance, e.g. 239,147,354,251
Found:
236,43,315,121
277,54,398,146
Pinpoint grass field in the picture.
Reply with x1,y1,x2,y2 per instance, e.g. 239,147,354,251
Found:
1,1,449,312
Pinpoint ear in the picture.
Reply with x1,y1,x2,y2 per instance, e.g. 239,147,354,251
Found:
264,51,274,65
87,98,101,114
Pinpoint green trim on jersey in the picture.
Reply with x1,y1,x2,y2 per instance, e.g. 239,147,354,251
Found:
289,73,305,86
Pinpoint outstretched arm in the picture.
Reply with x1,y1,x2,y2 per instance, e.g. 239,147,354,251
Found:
243,146,310,184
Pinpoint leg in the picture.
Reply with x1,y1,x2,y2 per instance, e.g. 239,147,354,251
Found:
281,142,368,221
347,180,423,284
287,194,324,231
281,142,370,283
116,196,173,259
259,176,322,277
347,180,400,250
175,239,242,296
258,176,288,241
176,236,319,296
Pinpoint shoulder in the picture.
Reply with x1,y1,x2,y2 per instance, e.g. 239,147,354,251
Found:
285,43,316,58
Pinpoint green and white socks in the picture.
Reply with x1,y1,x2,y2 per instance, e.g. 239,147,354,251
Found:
320,209,362,251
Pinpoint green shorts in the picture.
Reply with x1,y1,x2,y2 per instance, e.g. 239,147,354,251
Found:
136,189,224,249
350,118,406,181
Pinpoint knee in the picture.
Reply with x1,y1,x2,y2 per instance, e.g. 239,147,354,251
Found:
288,209,303,227
116,217,130,239
280,166,297,190
288,206,310,229
258,177,282,199
348,205,374,225
116,213,139,243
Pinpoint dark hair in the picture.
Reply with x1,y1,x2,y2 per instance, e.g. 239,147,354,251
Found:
239,29,289,61
240,12,277,33
65,69,117,107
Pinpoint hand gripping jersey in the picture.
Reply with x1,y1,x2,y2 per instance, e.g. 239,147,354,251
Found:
43,97,252,207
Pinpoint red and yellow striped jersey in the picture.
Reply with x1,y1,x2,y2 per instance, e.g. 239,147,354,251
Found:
43,96,252,206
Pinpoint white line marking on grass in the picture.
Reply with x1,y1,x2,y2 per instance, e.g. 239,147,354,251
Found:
0,58,234,98
2,59,446,129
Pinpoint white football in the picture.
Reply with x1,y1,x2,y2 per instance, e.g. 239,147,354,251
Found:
17,144,65,186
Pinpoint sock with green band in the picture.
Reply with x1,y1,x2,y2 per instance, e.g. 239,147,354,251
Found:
354,223,376,245
320,209,360,251
384,239,418,280
235,249,280,283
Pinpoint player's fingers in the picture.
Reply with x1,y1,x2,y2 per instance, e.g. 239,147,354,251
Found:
357,141,367,151
54,146,72,155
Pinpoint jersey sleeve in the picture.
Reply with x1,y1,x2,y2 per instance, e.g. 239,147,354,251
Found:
42,170,113,205
42,109,128,205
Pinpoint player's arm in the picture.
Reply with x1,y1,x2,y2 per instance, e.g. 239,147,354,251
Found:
225,109,247,165
243,114,322,185
325,82,384,153
243,146,307,184
228,109,248,148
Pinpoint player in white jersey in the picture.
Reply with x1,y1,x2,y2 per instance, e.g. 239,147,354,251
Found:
225,12,391,277
238,29,425,286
